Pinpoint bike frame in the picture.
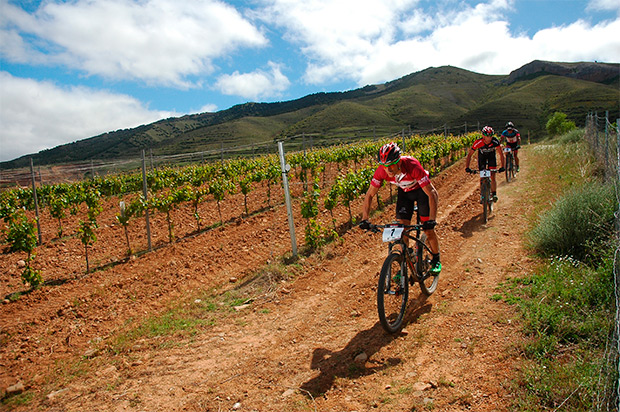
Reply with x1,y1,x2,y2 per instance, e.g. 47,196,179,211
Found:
469,168,498,223
370,223,434,279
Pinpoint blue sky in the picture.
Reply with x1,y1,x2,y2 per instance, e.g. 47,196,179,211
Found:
1,0,619,162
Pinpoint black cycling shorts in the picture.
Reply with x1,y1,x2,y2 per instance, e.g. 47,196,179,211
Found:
478,152,497,169
395,187,430,221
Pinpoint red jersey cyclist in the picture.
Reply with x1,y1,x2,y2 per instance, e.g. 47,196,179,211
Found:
465,126,505,202
501,121,521,172
359,142,441,274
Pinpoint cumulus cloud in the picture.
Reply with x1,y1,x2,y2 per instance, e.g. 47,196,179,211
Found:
0,0,268,87
0,72,177,162
259,0,620,86
588,0,620,13
215,62,290,100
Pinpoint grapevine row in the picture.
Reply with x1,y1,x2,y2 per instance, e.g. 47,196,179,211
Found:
1,132,478,287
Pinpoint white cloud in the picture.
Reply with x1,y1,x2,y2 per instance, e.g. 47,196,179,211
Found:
588,0,620,13
259,0,620,87
215,62,291,100
0,0,268,87
259,0,420,85
197,103,218,113
0,72,177,162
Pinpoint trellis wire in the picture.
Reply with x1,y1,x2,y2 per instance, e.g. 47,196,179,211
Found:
585,111,619,412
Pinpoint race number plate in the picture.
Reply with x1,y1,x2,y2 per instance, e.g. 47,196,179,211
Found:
479,170,491,178
382,226,404,242
503,147,512,153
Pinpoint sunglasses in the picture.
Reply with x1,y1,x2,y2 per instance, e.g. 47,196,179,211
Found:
380,159,399,167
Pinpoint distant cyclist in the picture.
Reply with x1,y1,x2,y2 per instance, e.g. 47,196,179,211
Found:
501,121,521,172
359,142,441,274
465,126,505,202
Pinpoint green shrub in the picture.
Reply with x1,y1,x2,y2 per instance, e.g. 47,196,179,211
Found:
528,182,615,262
546,112,576,137
557,128,584,144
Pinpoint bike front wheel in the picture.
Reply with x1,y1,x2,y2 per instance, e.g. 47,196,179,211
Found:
377,252,409,333
481,179,490,223
416,233,439,295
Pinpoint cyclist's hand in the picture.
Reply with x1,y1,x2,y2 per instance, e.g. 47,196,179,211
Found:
422,220,436,230
499,167,506,172
358,219,371,231
465,167,473,174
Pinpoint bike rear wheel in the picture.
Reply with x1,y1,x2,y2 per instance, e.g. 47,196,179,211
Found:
377,252,409,333
416,233,439,295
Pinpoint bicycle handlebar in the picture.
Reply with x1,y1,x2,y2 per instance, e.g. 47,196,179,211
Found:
467,169,499,174
367,222,424,233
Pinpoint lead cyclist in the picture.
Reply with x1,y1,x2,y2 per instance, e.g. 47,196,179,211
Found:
358,142,441,274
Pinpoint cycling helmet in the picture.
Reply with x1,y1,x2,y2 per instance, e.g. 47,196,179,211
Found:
505,121,515,129
378,142,401,165
482,126,494,137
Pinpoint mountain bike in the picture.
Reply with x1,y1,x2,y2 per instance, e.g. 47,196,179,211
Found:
468,168,498,224
503,147,517,182
367,221,439,333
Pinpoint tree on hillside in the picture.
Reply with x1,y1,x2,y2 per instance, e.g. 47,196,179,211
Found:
546,112,576,136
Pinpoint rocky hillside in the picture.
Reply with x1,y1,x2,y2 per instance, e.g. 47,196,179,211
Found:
505,60,619,84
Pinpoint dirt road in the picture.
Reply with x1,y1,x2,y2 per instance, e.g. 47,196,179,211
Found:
1,148,536,411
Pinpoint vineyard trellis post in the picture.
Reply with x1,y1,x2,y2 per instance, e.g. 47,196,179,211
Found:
277,141,298,257
29,157,42,245
141,150,152,252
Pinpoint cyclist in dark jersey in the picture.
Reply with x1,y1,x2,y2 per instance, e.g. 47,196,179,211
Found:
359,142,441,274
465,126,505,202
501,121,521,172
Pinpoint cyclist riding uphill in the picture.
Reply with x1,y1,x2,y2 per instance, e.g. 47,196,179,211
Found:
501,121,521,172
465,126,505,202
359,142,441,274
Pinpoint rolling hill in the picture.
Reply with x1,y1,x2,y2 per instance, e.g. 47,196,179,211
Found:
2,60,618,169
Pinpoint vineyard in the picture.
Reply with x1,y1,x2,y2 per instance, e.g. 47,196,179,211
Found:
1,133,560,411
1,132,476,295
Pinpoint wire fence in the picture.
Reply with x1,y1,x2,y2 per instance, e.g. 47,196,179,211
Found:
0,122,480,188
584,111,620,412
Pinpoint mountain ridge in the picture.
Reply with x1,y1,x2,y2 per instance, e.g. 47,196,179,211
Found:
2,60,618,169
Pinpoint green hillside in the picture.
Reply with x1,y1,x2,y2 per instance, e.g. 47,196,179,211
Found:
2,61,618,169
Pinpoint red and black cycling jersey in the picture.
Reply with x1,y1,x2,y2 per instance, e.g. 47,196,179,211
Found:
472,137,501,169
371,156,430,192
472,137,501,154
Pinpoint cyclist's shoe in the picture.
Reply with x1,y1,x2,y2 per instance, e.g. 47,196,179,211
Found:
430,259,442,274
492,194,498,203
516,166,520,172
